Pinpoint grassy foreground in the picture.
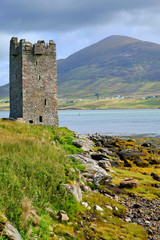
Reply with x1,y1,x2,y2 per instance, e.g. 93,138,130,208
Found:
0,120,149,239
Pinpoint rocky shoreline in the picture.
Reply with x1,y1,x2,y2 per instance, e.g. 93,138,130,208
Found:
70,133,160,240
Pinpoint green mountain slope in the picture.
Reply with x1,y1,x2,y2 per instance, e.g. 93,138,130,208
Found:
0,83,9,99
1,35,160,100
57,35,160,98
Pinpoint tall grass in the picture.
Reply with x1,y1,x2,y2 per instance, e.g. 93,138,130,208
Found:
0,120,149,239
0,120,80,237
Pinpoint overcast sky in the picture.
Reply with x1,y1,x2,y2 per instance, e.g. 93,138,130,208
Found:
1,0,160,86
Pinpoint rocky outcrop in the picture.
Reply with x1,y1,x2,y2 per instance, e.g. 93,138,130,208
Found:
71,133,160,192
120,179,138,189
91,152,109,161
0,219,22,240
118,149,145,161
70,133,160,239
62,181,82,202
71,153,112,186
93,170,112,186
151,172,160,181
73,137,93,151
98,160,111,169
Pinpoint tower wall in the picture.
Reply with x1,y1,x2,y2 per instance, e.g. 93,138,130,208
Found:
10,38,23,118
9,38,58,126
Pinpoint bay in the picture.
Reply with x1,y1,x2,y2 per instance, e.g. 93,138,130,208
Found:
1,109,160,137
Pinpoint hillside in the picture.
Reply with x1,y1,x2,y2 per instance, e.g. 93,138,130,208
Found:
1,35,160,100
0,83,9,99
57,35,160,98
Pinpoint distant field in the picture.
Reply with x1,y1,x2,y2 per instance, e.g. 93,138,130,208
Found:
58,96,160,109
0,96,160,111
0,104,9,110
0,98,9,110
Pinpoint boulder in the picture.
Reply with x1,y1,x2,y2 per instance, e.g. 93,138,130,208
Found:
62,182,82,202
72,138,93,151
98,148,109,153
91,153,109,161
71,153,112,186
71,154,96,165
81,202,88,208
106,168,116,173
106,205,113,211
2,222,22,240
151,173,160,181
110,159,121,167
84,162,103,174
104,146,118,152
134,159,149,167
149,158,160,165
58,210,69,222
125,217,132,222
93,170,112,186
118,149,144,161
101,135,115,145
80,184,91,192
94,140,102,147
98,160,111,169
120,179,138,188
141,142,152,147
94,205,103,211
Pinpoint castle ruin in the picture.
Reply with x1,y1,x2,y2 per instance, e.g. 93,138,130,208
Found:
9,37,58,126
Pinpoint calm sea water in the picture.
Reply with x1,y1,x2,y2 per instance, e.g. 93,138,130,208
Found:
1,109,160,137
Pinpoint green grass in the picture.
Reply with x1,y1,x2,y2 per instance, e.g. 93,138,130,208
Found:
0,120,149,239
111,167,160,199
0,120,83,238
57,35,160,99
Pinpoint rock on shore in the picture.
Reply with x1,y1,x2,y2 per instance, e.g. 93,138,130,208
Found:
71,132,160,239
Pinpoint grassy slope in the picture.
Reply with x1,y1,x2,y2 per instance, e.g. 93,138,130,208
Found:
57,35,160,98
0,120,149,239
1,36,160,100
0,121,82,239
0,84,9,99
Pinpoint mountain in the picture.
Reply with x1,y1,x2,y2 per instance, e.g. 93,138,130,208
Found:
0,83,9,99
1,35,160,99
57,35,160,98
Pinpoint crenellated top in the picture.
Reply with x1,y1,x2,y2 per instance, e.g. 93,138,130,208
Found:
10,37,56,56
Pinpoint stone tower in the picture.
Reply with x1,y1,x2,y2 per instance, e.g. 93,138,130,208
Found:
9,37,58,126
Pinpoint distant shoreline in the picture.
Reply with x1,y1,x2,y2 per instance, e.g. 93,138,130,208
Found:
58,107,160,110
1,107,160,111
0,95,160,111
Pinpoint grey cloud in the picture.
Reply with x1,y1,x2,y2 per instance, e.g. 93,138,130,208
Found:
0,0,160,33
1,0,160,86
